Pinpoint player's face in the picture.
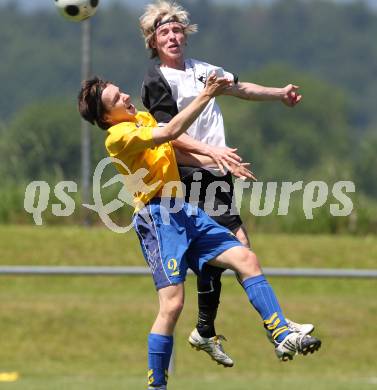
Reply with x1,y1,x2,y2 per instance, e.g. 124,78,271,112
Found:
101,84,137,124
154,22,186,63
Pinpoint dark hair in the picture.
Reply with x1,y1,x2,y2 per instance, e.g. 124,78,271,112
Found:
78,76,110,130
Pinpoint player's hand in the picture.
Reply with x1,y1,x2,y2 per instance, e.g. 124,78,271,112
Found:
204,72,233,97
281,84,302,107
205,145,242,175
228,162,257,181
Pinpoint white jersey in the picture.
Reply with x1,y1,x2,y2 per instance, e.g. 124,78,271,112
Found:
160,58,235,148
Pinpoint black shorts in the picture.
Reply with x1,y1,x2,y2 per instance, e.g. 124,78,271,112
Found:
178,165,243,232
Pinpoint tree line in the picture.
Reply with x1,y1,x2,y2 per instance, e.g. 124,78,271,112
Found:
0,0,376,231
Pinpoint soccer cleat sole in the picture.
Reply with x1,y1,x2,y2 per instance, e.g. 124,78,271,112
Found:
300,338,322,356
278,338,322,362
189,342,234,367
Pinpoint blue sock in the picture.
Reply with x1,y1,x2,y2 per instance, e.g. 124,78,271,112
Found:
148,333,173,388
242,275,291,343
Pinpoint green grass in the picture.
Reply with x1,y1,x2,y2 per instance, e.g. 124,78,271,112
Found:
0,226,376,389
0,225,376,268
0,277,376,389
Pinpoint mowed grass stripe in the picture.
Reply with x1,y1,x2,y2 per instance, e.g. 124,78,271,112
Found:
0,225,376,268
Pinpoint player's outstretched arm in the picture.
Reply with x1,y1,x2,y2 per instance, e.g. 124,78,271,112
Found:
152,74,232,145
224,82,302,107
174,149,257,181
172,133,242,174
173,149,217,168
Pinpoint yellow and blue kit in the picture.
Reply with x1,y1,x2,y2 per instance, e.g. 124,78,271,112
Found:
106,112,298,389
105,112,242,290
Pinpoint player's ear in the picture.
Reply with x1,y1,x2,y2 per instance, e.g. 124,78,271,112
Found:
103,112,113,126
150,36,157,49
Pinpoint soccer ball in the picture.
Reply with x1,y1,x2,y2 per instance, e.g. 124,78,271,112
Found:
54,0,99,22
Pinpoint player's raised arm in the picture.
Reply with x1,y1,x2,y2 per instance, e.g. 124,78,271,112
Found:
152,74,232,145
224,82,302,107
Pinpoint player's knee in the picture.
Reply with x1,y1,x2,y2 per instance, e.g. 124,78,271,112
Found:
160,298,184,321
237,250,261,276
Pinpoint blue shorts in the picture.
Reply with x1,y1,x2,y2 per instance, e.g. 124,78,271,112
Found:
133,198,242,290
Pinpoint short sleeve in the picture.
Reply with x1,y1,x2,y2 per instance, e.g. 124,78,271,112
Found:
106,123,154,157
142,63,179,123
195,59,238,85
215,67,238,84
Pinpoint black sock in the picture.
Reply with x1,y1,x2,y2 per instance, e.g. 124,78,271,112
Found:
196,273,222,338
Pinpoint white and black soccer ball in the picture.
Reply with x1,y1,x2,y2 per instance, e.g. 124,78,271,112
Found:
54,0,99,22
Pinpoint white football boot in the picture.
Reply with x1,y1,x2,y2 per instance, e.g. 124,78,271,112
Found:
274,331,322,361
266,317,314,344
188,328,234,367
286,318,315,335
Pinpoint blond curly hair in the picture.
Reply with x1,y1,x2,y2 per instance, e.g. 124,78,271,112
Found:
140,1,198,58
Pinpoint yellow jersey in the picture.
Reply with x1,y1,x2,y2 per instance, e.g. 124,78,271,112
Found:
105,111,183,212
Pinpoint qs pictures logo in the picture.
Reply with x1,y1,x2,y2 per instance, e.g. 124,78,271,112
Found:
23,157,161,233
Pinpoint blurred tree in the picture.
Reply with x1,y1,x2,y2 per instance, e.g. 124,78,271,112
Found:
0,0,375,226
219,65,354,182
0,98,105,182
355,128,377,198
1,0,377,130
1,99,80,181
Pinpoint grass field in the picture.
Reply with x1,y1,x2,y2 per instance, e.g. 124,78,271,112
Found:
0,226,376,389
0,225,376,268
